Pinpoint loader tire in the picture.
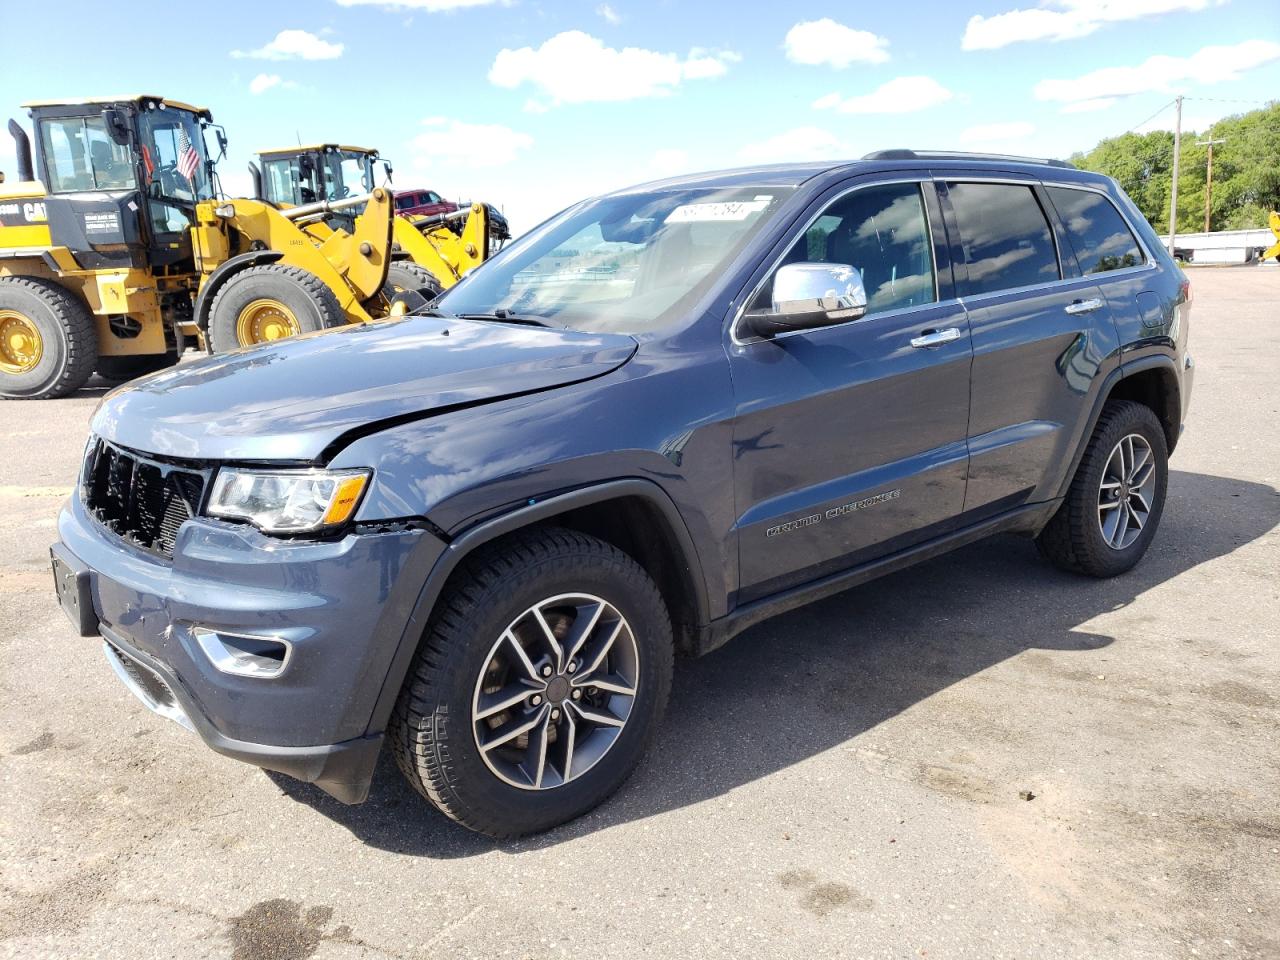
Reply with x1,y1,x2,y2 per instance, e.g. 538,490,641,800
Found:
0,276,97,400
384,262,444,300
208,265,346,353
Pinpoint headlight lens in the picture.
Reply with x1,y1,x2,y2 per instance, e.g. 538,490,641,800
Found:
207,468,370,534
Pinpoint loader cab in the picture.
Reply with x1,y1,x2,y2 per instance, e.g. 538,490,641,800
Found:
26,96,215,269
258,144,380,229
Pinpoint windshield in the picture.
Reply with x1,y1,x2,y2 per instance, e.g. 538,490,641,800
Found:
436,186,792,334
139,108,212,233
324,150,375,200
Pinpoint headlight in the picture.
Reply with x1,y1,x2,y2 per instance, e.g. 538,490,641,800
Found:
207,468,370,534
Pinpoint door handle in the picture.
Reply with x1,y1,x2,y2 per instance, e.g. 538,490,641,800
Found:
1065,297,1105,315
910,327,962,349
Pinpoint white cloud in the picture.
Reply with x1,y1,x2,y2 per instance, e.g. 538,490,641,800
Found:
784,18,890,67
1034,39,1280,103
963,0,1225,50
813,76,954,114
409,117,534,169
335,0,500,9
958,121,1037,145
489,31,739,105
1061,97,1118,113
231,29,343,60
249,74,282,95
739,126,846,164
597,3,621,24
650,148,689,174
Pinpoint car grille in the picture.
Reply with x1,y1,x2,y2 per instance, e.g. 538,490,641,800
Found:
83,439,209,559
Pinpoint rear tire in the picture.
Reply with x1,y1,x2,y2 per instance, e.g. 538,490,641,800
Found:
383,261,444,300
1036,400,1169,577
208,264,345,353
390,528,673,838
0,276,97,400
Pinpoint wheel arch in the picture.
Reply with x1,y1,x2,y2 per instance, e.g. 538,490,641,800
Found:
365,478,710,735
1053,353,1182,503
1107,356,1182,454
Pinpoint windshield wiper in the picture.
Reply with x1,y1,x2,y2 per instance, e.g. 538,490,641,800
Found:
453,309,554,328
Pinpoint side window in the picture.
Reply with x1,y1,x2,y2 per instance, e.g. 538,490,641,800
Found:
947,182,1060,295
427,191,443,204
39,117,134,193
262,159,300,206
1047,186,1143,274
755,182,937,315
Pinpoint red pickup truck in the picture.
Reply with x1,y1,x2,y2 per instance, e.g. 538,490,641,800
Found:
394,189,511,243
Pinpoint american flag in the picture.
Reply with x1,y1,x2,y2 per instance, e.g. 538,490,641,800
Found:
176,126,200,182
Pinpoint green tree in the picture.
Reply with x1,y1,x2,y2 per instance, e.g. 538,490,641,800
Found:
1070,101,1279,233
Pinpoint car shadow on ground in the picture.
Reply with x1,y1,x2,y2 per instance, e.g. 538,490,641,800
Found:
267,469,1280,858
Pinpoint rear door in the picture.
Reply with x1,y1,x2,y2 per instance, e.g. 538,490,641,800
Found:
728,177,973,603
937,175,1121,517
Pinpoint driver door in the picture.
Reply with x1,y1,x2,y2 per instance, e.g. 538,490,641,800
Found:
728,178,973,602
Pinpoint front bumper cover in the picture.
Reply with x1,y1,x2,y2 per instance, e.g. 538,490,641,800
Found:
54,494,446,804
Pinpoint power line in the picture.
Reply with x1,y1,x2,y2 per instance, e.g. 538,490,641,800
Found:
1127,98,1176,134
1184,95,1275,106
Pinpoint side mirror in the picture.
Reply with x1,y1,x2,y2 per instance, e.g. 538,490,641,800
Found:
101,108,130,145
742,262,867,339
383,160,394,184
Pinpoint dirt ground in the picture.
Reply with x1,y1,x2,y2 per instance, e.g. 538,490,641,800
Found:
0,267,1277,960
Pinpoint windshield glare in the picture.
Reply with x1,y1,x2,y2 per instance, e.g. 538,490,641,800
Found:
436,187,792,334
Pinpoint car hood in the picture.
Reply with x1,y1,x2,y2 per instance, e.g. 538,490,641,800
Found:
92,316,636,462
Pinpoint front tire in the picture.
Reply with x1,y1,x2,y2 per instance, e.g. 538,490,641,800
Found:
1036,400,1169,577
208,264,345,352
390,528,673,838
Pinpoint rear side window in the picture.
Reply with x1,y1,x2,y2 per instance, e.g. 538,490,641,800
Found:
947,182,1060,296
1047,186,1143,274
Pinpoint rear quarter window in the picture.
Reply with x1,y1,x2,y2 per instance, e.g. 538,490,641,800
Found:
947,182,1060,296
1047,186,1144,274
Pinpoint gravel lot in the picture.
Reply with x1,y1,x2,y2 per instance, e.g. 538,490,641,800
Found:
1,267,1277,960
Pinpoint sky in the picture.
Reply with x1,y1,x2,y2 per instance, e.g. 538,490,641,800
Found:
2,0,1278,233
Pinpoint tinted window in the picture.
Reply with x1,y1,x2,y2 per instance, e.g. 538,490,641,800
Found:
948,183,1060,295
758,182,936,315
1047,186,1143,274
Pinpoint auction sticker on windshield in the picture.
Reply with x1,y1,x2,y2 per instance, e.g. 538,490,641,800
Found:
667,198,772,222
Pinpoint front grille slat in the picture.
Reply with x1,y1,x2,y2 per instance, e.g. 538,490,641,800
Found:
83,440,208,560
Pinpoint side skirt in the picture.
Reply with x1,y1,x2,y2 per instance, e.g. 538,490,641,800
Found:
694,497,1061,657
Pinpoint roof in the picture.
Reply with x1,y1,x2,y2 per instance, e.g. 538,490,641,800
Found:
611,150,1087,195
258,144,379,158
21,95,211,116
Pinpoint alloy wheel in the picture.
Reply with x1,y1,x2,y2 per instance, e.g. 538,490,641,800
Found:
471,593,640,791
1097,432,1156,550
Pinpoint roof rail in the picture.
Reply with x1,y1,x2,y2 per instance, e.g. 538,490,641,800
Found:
861,148,1075,170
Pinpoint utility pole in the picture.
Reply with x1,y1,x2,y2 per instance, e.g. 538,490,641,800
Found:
1168,95,1183,255
1196,135,1226,234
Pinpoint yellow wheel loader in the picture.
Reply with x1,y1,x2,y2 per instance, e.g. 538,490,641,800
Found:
0,96,396,399
251,143,502,297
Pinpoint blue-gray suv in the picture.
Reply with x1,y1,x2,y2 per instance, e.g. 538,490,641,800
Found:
51,150,1193,837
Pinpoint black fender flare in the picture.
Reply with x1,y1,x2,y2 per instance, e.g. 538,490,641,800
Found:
192,249,285,343
1052,351,1182,502
364,478,711,734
